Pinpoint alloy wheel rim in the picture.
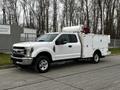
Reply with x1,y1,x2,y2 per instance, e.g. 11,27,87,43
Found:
39,59,48,71
94,54,99,62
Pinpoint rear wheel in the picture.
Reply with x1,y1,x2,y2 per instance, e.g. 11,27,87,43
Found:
92,53,100,63
34,56,50,73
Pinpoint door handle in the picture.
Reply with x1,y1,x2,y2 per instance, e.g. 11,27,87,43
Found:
68,45,72,48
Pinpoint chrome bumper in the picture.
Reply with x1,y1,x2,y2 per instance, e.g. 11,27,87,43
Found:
11,56,33,65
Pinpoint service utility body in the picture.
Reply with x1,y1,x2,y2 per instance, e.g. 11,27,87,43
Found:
11,26,111,73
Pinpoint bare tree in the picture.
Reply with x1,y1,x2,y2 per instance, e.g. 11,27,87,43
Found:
104,0,117,38
116,0,120,38
2,0,7,24
84,0,90,28
1,0,120,38
53,0,57,32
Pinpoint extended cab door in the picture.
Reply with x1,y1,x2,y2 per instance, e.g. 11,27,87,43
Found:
54,34,81,60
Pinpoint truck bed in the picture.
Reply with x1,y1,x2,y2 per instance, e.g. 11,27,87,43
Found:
80,34,110,58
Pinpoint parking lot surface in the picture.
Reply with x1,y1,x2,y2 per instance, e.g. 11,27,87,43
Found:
0,55,120,90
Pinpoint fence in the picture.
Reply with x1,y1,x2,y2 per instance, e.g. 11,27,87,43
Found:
20,33,37,42
109,39,120,48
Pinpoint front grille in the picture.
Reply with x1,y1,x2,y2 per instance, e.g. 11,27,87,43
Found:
13,47,25,49
12,47,26,58
12,54,25,58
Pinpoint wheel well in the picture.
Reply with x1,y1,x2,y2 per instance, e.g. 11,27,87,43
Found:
33,52,53,64
94,50,102,57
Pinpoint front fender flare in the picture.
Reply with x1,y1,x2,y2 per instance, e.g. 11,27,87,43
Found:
31,48,54,60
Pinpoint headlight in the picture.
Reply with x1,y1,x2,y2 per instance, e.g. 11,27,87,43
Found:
25,47,34,57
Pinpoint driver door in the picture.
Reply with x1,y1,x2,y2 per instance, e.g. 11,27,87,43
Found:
54,34,72,60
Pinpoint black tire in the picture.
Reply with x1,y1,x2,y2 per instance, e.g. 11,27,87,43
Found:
74,58,81,62
92,53,100,63
34,56,50,73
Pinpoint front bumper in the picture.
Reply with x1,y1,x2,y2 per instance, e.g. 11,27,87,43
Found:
107,51,111,55
102,51,111,57
11,56,33,65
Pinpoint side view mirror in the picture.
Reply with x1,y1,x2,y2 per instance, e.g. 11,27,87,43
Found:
56,39,67,45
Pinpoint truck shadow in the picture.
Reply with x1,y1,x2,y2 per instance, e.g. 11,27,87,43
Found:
50,59,107,70
17,59,108,73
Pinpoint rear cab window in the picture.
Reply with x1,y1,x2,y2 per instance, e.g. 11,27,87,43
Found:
68,34,78,43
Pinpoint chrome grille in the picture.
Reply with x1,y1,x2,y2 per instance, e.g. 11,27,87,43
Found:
12,47,26,58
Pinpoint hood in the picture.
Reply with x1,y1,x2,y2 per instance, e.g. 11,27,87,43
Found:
13,42,50,48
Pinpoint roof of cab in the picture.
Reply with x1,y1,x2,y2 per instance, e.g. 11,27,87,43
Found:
47,32,78,34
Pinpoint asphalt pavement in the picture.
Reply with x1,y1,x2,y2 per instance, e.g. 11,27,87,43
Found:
0,55,120,90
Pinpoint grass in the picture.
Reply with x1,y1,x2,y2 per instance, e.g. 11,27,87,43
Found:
0,53,12,66
109,48,120,55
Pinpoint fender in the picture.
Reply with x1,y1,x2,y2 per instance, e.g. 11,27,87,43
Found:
93,49,102,57
31,47,55,60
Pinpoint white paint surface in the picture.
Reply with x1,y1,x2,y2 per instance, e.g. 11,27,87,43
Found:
0,25,10,34
24,28,37,34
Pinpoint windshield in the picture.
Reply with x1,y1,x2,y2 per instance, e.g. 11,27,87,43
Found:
37,34,58,42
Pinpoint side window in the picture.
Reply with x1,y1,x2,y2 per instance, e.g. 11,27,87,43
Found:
56,34,69,42
68,34,77,43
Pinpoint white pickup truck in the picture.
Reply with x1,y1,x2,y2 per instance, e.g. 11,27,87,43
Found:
11,26,111,73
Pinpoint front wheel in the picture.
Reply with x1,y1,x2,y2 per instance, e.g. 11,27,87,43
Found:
92,53,100,63
34,56,50,73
